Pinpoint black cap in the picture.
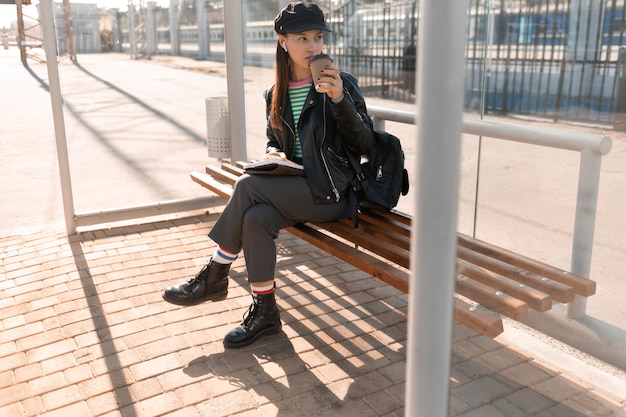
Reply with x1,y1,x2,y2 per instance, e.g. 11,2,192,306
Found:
274,2,331,34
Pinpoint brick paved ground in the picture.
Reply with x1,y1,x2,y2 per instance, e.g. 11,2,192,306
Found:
1,209,625,417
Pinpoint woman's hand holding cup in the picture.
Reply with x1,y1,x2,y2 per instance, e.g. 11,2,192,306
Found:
309,54,343,101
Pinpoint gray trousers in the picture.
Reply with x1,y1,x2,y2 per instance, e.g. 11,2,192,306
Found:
208,174,350,283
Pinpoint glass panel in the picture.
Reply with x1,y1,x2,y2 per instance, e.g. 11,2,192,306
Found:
463,0,624,327
57,1,226,214
58,58,223,213
460,0,608,261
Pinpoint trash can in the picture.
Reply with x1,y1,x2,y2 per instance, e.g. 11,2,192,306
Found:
205,97,231,159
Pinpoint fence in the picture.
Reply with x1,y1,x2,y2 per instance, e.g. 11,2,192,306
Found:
112,0,626,126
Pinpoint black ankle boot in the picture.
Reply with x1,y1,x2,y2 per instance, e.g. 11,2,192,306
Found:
162,260,229,306
223,292,282,349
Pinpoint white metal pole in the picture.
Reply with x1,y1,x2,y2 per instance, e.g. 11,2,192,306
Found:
405,0,469,415
128,3,136,58
222,0,247,163
567,149,603,318
169,0,180,55
111,8,122,52
146,1,156,57
196,0,207,60
39,0,76,235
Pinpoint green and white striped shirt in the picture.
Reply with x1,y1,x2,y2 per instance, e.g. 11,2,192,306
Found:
288,77,313,161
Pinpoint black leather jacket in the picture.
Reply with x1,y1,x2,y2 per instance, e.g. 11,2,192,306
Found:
264,72,374,205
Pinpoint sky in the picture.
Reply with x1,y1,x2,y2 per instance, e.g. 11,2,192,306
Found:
1,1,170,29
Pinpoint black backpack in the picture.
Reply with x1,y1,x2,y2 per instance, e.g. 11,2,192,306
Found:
347,129,410,214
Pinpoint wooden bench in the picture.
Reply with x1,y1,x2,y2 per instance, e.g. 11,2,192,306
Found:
190,161,597,339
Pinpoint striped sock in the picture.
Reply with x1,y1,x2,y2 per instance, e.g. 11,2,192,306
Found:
212,246,238,265
251,282,275,304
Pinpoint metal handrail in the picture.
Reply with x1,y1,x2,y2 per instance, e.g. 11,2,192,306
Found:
368,105,612,155
367,104,613,319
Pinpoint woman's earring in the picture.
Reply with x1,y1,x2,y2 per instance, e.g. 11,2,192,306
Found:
282,42,287,53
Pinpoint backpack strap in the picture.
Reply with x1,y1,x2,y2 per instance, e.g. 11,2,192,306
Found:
344,146,366,227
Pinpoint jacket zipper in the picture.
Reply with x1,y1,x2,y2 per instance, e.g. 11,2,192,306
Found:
281,116,296,157
319,96,340,202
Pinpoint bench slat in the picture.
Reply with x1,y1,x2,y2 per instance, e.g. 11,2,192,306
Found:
454,298,504,339
361,205,412,227
457,234,596,297
288,223,409,294
313,220,411,269
205,165,240,186
456,274,528,320
221,162,246,177
457,259,552,312
339,217,411,252
457,245,575,303
190,171,233,199
357,208,412,238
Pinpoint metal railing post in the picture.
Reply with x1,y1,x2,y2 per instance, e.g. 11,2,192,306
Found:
567,149,603,318
40,0,76,235
196,0,207,60
223,1,247,163
146,1,156,57
372,117,385,131
169,0,180,55
128,3,136,58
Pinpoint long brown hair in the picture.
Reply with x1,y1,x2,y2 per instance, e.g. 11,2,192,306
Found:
270,40,290,130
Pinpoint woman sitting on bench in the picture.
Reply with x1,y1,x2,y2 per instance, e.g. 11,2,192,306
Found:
162,1,374,349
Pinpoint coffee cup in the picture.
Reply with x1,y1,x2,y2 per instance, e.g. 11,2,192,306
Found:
309,54,333,88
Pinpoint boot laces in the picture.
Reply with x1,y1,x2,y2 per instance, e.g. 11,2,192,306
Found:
241,303,259,327
187,263,211,285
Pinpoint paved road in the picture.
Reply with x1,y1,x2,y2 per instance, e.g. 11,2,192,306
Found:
2,50,625,345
